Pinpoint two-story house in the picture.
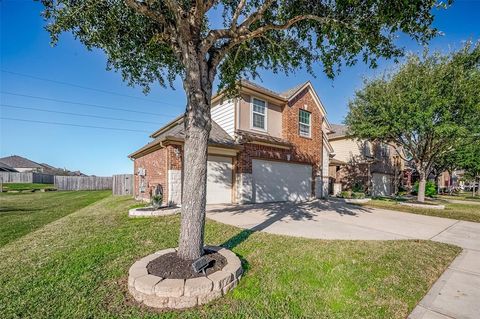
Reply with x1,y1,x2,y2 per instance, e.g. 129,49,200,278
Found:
328,124,405,196
129,80,333,205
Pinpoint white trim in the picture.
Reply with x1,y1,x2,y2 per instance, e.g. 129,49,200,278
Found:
250,95,268,132
298,109,311,138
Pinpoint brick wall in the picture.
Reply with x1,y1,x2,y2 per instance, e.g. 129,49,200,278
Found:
133,148,167,201
283,87,324,194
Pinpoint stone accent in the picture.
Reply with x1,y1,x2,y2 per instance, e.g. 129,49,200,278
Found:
128,246,243,309
184,277,213,297
128,207,180,217
167,169,182,206
235,173,253,204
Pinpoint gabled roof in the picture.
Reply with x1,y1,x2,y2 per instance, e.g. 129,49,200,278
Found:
0,155,42,168
236,130,292,147
328,124,349,139
129,118,238,159
0,161,18,172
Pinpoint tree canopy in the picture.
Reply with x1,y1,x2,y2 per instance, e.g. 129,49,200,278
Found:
346,42,480,201
41,0,445,93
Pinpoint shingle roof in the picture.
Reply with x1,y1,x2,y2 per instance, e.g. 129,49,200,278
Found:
328,124,349,139
235,130,292,147
129,118,238,158
0,155,42,169
279,81,309,98
0,161,18,172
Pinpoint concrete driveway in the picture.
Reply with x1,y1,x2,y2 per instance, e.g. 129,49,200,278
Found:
206,199,480,319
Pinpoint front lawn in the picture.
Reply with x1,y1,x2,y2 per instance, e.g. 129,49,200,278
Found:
359,198,480,222
0,193,460,318
0,190,110,246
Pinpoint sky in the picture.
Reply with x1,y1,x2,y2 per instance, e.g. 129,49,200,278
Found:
1,1,479,176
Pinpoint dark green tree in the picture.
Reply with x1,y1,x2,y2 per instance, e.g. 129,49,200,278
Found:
42,0,449,259
346,43,480,202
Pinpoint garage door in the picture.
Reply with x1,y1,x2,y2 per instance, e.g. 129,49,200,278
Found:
207,156,232,204
371,173,393,197
252,159,312,203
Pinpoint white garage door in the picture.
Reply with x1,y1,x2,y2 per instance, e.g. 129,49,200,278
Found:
371,173,393,197
252,159,312,203
207,156,232,204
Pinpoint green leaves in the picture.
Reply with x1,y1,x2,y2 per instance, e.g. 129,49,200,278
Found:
39,0,445,93
346,42,480,174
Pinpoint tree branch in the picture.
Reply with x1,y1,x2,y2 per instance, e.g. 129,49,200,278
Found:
124,0,168,26
231,0,247,30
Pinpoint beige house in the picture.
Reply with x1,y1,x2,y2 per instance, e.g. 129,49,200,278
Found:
328,124,404,197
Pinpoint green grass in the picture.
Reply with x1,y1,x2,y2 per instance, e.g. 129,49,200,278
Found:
0,193,460,318
359,198,480,222
0,191,110,246
438,194,480,202
1,183,56,191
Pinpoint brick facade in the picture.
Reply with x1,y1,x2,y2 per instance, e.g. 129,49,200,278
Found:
236,87,324,197
133,144,183,202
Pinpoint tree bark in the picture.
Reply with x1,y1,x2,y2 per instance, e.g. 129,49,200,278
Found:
176,49,214,260
417,172,426,202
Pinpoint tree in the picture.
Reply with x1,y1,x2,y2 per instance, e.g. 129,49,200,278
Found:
346,43,480,202
457,139,480,196
42,0,447,259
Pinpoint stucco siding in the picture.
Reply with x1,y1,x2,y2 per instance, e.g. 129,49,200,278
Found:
238,93,283,138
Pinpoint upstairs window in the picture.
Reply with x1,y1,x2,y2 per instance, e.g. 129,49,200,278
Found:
252,98,266,130
299,109,311,137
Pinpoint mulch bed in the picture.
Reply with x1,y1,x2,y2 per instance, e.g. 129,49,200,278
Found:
147,249,227,279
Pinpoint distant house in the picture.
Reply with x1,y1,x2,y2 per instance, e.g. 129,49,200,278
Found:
0,161,18,172
0,155,44,173
327,124,407,197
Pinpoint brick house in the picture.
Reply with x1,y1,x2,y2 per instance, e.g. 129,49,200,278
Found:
129,80,333,205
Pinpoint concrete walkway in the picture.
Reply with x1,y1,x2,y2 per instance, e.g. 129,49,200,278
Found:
206,200,480,319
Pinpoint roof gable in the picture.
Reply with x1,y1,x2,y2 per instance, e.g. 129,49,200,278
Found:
0,155,42,168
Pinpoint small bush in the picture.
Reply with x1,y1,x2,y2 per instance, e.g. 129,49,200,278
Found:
412,181,437,197
352,192,366,199
151,194,163,209
338,191,352,199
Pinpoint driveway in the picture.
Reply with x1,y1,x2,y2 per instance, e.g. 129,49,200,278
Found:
206,199,480,319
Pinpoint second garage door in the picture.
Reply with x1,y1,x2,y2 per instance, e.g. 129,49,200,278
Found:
252,159,312,203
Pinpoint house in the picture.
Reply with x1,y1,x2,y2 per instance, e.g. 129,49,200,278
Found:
327,124,406,197
0,155,45,173
129,80,334,205
0,161,18,172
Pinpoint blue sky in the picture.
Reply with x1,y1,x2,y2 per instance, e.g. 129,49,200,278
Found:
1,1,479,176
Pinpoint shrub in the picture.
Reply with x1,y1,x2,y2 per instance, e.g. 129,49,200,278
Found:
352,182,364,193
352,192,366,199
151,194,163,209
338,191,352,199
412,181,437,197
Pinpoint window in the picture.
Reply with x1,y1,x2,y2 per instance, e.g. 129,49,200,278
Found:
252,98,266,130
299,109,311,137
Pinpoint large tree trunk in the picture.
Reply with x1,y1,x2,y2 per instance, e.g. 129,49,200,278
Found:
177,51,214,260
417,172,426,202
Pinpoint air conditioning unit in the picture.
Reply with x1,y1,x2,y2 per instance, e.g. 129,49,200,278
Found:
137,168,146,176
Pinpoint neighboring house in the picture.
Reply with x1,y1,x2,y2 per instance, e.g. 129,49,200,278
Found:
0,161,18,172
0,155,45,173
129,80,334,205
328,124,405,197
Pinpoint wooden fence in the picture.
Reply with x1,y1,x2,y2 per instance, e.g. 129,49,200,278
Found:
0,172,54,184
54,176,112,191
112,174,134,195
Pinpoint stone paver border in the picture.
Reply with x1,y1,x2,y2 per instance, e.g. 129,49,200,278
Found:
399,202,445,210
128,246,243,309
128,207,180,217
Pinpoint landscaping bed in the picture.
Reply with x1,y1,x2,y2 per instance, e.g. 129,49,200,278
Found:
0,193,460,318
